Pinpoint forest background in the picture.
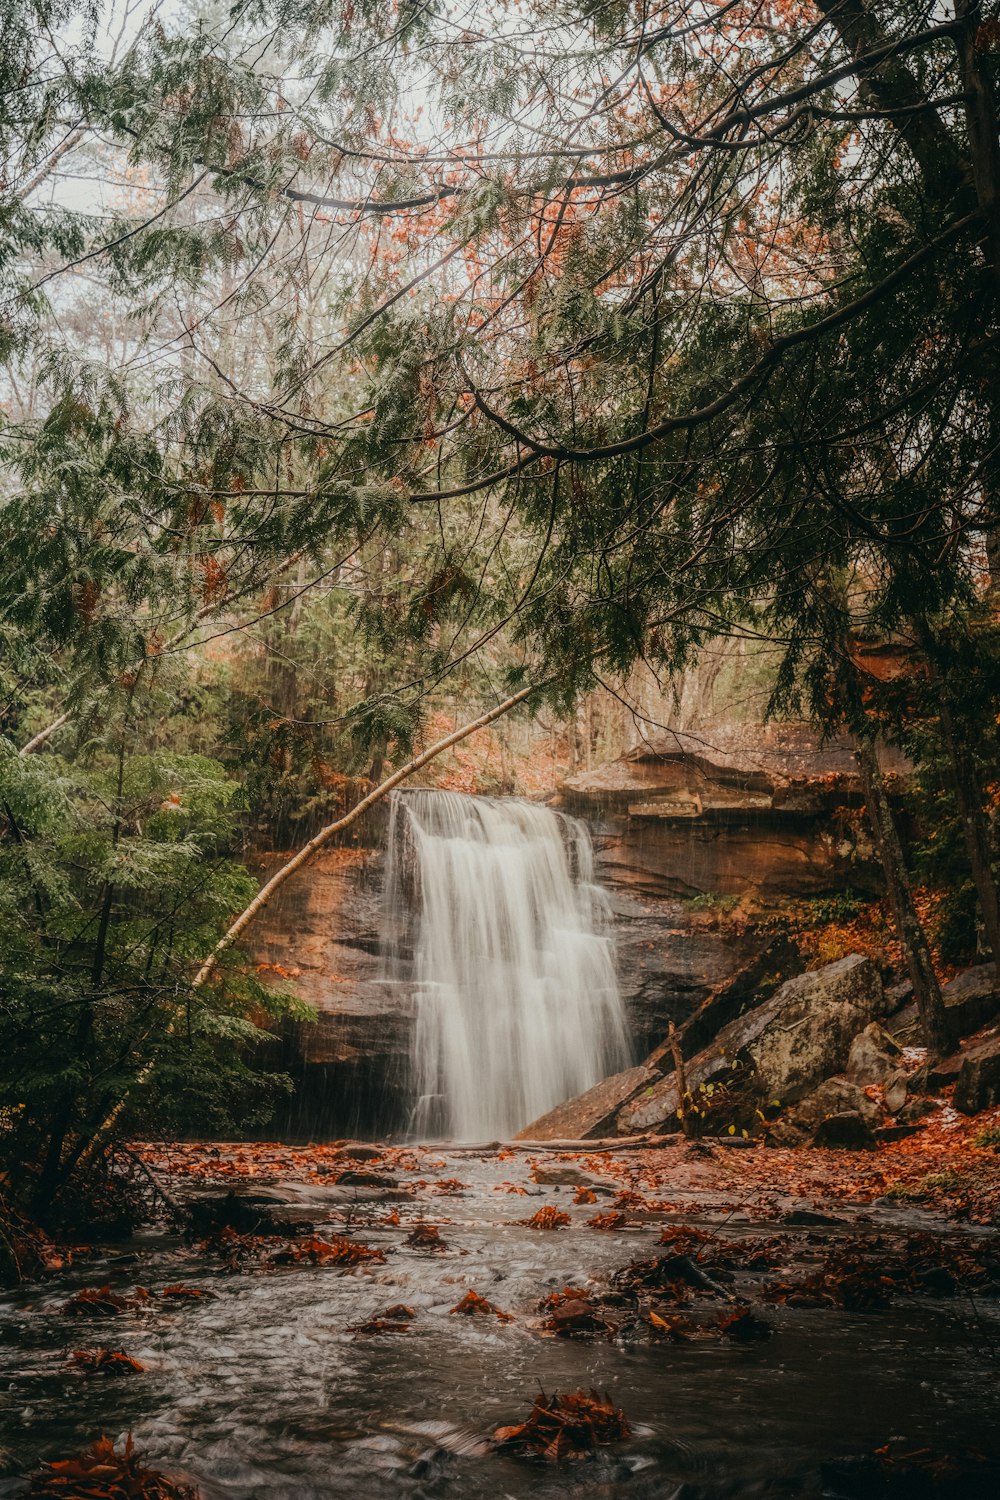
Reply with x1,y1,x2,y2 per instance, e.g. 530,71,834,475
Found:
1,0,999,1222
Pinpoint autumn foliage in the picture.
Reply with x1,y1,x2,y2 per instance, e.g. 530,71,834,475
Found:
450,1289,512,1321
269,1236,385,1267
494,1389,631,1461
68,1348,146,1376
27,1435,198,1499
521,1206,571,1230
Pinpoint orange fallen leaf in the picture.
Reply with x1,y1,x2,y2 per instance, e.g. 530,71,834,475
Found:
522,1207,571,1230
450,1289,512,1321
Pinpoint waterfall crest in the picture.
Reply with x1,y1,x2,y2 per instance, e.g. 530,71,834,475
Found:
384,789,629,1141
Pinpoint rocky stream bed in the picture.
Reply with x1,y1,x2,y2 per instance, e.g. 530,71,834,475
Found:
3,1127,1000,1500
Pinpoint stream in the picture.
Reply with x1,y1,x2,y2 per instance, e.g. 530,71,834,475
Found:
2,1145,999,1499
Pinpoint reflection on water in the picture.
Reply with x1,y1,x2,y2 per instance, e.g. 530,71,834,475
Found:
1,1150,999,1499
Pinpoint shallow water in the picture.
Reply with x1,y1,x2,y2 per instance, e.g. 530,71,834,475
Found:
2,1149,999,1498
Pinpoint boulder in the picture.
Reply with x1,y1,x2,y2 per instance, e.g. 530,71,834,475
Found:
846,1023,904,1086
656,935,801,1064
517,1063,660,1142
793,1077,881,1128
940,964,1000,1043
618,954,887,1135
897,1095,940,1125
521,933,800,1141
812,1112,877,1150
745,955,889,1104
884,1074,908,1115
953,1030,1000,1115
888,963,1000,1048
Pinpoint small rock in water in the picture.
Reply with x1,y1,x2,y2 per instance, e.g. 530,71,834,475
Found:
812,1112,877,1150
337,1168,398,1187
531,1165,613,1190
782,1209,847,1227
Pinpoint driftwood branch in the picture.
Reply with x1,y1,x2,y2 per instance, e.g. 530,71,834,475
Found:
191,682,538,987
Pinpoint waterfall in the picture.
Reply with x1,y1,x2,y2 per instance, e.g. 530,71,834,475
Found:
384,789,630,1141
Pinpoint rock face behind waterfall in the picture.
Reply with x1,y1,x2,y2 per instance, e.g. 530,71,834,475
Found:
245,721,923,1139
246,847,415,1137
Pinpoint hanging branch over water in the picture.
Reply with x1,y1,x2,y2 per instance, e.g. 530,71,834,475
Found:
190,683,540,987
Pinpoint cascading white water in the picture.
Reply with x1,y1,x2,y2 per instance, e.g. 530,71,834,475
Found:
384,789,630,1141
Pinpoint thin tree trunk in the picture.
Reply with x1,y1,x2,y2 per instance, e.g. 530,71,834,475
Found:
36,741,127,1208
957,0,1000,301
18,713,69,756
667,1021,693,1138
75,683,540,1164
937,699,1000,965
908,615,1000,966
855,738,949,1054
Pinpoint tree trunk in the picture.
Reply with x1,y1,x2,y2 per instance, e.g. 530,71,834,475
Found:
908,614,1000,966
937,698,1000,965
816,0,969,212
956,0,1000,299
855,738,949,1053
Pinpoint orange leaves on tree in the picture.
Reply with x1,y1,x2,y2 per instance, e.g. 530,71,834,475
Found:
72,579,100,623
27,1434,199,1499
198,556,227,605
450,1289,512,1321
493,1389,630,1462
